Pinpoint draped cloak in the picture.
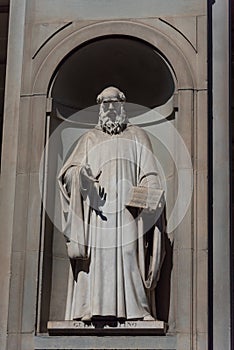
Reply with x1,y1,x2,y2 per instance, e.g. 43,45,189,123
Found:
58,124,165,320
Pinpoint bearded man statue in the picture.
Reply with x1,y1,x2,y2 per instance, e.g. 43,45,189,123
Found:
58,86,166,323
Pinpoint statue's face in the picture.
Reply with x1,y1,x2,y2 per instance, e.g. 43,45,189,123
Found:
101,98,122,122
97,87,127,134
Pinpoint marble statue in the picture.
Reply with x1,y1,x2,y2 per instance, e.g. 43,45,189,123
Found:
58,87,166,322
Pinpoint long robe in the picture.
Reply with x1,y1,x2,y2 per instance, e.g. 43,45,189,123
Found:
58,124,165,320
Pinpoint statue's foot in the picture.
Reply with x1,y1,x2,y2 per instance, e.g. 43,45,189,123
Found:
143,314,156,321
81,314,92,321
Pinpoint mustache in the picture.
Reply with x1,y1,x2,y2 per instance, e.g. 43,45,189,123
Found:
101,110,117,118
98,105,128,127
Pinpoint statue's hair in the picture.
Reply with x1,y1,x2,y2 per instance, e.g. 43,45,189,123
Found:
97,86,126,104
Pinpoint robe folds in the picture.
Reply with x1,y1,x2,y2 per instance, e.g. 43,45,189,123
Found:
58,124,166,320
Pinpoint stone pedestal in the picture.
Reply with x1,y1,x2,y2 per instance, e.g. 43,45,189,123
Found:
47,320,167,336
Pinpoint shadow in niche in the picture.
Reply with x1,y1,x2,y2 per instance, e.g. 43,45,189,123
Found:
156,233,173,323
51,35,175,110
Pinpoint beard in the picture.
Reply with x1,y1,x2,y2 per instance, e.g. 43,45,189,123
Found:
98,105,128,135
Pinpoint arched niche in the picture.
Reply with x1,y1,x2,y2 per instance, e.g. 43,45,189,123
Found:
36,22,196,340
32,20,194,95
38,34,177,332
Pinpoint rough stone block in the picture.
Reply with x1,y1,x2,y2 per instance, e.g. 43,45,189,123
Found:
49,257,69,321
21,251,39,333
7,252,25,333
176,249,192,333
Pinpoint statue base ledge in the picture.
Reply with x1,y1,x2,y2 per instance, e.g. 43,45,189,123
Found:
47,320,167,336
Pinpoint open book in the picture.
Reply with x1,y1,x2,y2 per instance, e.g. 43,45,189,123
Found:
126,186,165,211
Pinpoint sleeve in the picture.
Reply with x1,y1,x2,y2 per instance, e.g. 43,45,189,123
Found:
57,136,90,260
136,129,166,290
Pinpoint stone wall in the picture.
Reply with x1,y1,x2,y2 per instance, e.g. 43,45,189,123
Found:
0,1,230,349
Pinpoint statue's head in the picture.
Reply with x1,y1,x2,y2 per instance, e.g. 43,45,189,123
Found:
97,86,128,135
96,86,126,104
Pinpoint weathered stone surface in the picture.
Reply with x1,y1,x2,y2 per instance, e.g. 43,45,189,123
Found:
0,1,27,349
212,2,231,349
159,16,197,51
32,0,206,23
35,334,177,350
0,0,215,349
